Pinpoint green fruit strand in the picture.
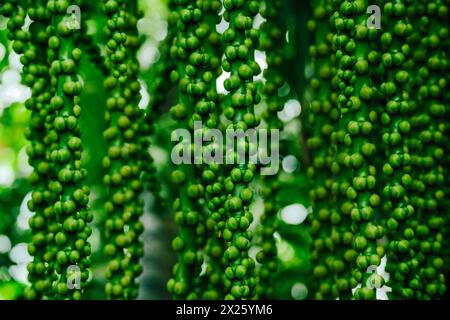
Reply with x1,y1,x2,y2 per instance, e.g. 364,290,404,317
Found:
102,0,145,299
166,0,210,300
125,0,149,298
307,0,352,300
443,0,450,282
405,0,448,299
376,1,419,300
221,0,261,300
332,0,386,300
192,0,227,300
2,0,56,300
305,0,344,300
254,0,287,300
255,181,280,299
45,0,92,300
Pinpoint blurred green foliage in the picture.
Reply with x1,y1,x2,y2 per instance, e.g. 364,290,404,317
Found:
0,179,29,299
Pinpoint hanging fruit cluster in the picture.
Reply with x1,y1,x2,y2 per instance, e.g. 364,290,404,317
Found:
0,0,448,300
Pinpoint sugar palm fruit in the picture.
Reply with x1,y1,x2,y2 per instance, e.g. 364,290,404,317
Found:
331,0,386,300
403,0,448,299
190,0,228,300
220,0,261,300
375,1,421,300
304,0,347,300
254,0,287,299
101,0,146,299
166,0,213,299
44,0,92,299
1,0,59,300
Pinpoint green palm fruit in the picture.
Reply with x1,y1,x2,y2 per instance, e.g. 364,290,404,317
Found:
404,0,448,299
220,0,261,300
3,0,92,300
331,0,386,300
166,0,211,300
305,0,345,300
2,0,58,300
44,0,92,300
190,0,227,300
374,0,420,300
102,0,146,299
255,0,287,299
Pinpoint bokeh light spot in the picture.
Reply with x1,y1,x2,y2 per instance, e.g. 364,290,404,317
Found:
282,155,299,173
291,283,308,300
280,204,309,225
0,235,12,254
